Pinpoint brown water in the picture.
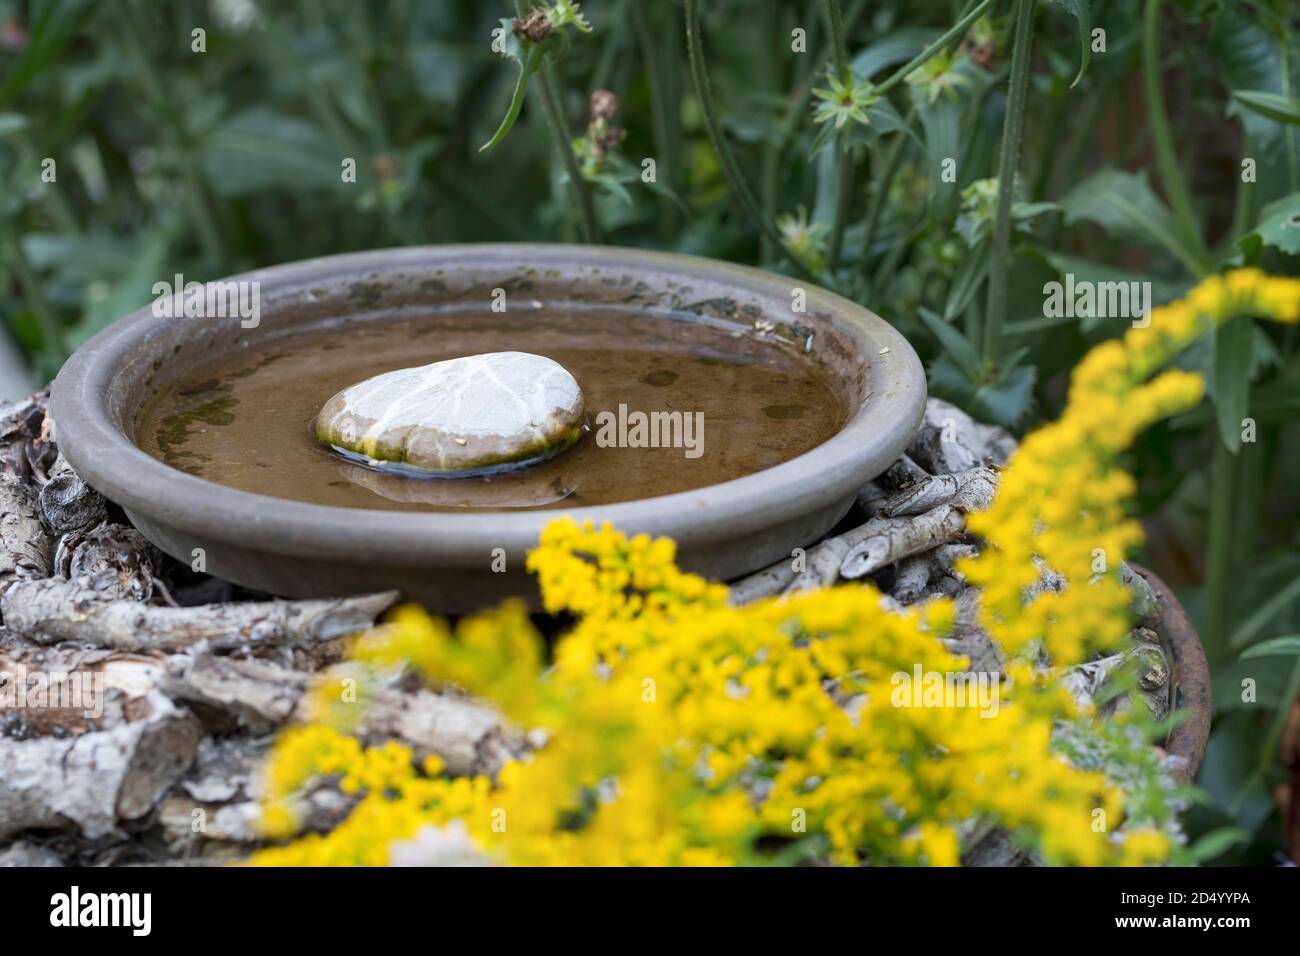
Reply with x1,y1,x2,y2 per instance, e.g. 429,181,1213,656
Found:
136,308,848,511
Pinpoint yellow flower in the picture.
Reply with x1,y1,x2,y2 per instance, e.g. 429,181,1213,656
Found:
250,271,1300,868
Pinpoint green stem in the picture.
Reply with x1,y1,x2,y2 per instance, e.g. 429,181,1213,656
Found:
632,0,678,205
1142,0,1207,266
983,0,1034,364
875,0,995,95
683,0,818,280
1280,25,1299,193
860,104,917,266
824,0,851,267
534,64,601,244
1203,435,1238,665
762,16,824,261
824,0,848,78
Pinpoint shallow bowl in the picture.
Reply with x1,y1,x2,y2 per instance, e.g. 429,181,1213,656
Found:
52,244,926,612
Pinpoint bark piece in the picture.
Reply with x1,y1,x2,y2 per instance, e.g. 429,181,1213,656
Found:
940,587,1004,676
854,480,888,517
0,390,55,485
876,467,997,518
0,841,65,867
0,643,164,736
0,691,199,841
1059,645,1170,720
39,472,107,536
162,651,526,777
839,505,968,580
0,579,397,651
907,398,1016,474
1120,561,1162,629
890,544,981,604
890,556,933,605
727,559,797,606
878,454,932,489
1,477,52,590
56,523,160,601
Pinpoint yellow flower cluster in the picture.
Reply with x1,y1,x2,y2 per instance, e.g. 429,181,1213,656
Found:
249,269,1299,868
527,518,729,620
962,269,1300,665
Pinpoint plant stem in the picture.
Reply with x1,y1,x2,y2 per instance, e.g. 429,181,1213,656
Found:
683,0,818,280
982,0,1034,365
860,105,917,267
1280,23,1299,193
534,64,601,244
1203,434,1238,665
763,15,823,263
632,0,679,233
1142,0,1208,266
824,0,851,268
875,0,995,96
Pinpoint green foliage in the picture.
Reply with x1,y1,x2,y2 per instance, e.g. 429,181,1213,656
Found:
2,0,1299,863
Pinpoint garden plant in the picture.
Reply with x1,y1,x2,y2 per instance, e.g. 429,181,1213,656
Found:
0,0,1299,876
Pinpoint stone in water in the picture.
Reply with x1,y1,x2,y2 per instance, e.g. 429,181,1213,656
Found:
315,351,584,475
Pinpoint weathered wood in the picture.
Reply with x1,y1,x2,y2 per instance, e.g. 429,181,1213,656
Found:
0,691,200,841
162,651,527,777
0,477,52,591
1,579,398,651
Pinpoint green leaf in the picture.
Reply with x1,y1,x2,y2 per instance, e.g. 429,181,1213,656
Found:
943,237,991,321
921,305,1037,429
1238,192,1300,258
0,0,94,107
1050,0,1091,88
1060,168,1209,276
1212,317,1254,452
479,22,545,153
1232,89,1300,126
914,89,961,221
918,306,981,380
67,229,172,349
1188,827,1251,863
849,29,940,81
1232,575,1300,649
971,363,1036,428
1240,635,1300,660
199,108,341,196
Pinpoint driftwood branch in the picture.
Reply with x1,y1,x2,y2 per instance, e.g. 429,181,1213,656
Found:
1,579,398,652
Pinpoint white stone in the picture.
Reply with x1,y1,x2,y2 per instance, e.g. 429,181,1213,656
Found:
315,351,584,474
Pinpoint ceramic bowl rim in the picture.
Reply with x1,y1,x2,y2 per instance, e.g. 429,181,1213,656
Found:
51,244,927,568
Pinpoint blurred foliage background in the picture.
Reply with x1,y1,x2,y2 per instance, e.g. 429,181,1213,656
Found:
1,0,1299,863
